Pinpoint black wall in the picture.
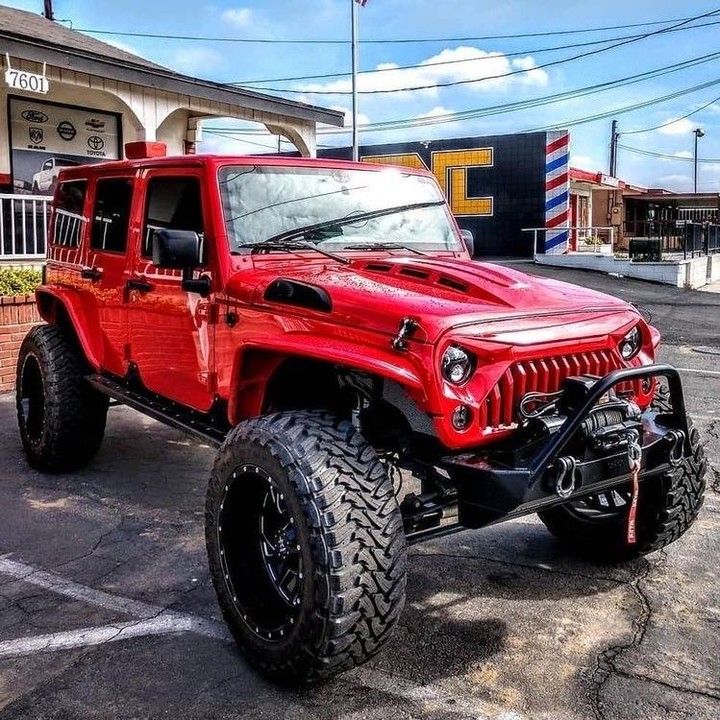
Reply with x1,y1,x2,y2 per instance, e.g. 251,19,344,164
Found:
318,132,547,258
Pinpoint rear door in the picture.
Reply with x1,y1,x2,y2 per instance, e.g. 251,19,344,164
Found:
85,175,135,377
126,168,215,411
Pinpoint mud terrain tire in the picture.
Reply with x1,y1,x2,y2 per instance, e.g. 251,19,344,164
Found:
205,411,407,683
538,392,706,562
16,325,108,473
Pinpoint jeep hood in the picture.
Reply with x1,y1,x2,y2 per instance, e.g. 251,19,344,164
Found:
228,256,639,344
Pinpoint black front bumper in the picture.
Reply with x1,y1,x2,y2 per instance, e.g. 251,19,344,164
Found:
439,364,689,529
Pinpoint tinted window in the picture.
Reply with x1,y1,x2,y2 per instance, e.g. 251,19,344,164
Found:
142,177,204,257
53,181,87,248
91,178,133,253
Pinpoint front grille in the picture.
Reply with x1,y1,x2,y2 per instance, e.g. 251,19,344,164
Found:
480,349,637,431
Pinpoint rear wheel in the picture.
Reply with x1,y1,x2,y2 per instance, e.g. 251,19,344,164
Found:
16,325,108,473
205,411,407,683
538,393,706,562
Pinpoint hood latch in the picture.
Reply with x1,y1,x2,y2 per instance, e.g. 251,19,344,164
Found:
392,317,420,351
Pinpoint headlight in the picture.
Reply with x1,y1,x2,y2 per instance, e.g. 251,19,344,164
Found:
619,326,642,360
441,345,475,384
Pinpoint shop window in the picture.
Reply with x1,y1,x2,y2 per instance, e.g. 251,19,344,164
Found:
91,178,133,253
53,180,87,247
142,177,204,258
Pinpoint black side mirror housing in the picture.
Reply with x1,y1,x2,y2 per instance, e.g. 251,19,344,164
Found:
152,229,211,297
460,228,475,257
152,229,202,269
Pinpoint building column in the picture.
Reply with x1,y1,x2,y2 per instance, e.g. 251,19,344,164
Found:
264,121,317,158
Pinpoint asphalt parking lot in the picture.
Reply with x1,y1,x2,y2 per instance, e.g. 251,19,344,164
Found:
1,266,718,720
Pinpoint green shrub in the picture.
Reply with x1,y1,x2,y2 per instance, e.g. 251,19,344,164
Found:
0,267,42,296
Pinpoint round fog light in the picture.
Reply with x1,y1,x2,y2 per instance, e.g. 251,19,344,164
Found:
452,405,472,431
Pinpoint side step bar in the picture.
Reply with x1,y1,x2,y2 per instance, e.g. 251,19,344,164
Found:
86,374,227,448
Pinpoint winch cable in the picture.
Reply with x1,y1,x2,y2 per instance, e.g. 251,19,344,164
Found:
519,390,563,420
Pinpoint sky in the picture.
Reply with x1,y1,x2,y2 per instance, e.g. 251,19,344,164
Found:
6,0,720,191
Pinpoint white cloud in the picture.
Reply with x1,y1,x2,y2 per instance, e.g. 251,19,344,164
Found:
657,174,693,191
330,105,372,127
658,118,696,135
571,154,599,171
300,46,549,100
416,106,455,119
674,150,693,159
172,47,222,75
222,7,253,27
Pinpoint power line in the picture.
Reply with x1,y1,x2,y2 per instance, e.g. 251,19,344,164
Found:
72,13,720,45
232,19,720,85
244,9,720,95
205,50,720,136
619,144,720,163
621,94,720,134
526,76,720,132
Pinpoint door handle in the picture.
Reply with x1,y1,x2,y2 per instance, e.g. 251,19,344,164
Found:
126,277,154,293
81,267,102,281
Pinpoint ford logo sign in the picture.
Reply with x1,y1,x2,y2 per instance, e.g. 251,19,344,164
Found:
21,110,49,124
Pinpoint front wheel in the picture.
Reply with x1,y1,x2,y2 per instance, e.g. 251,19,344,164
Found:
205,411,407,683
539,400,706,563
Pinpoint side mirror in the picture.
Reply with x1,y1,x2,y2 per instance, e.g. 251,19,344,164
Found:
152,229,211,297
460,228,475,257
152,229,202,269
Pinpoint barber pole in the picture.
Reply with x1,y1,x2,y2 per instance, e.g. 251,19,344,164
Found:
544,131,570,254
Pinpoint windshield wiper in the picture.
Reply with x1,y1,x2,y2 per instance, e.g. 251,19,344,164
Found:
236,237,350,265
261,200,446,247
343,243,426,256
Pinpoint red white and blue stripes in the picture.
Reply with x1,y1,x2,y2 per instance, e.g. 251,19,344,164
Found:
544,131,570,254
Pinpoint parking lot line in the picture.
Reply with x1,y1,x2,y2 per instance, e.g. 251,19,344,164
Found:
677,367,720,377
0,616,205,659
0,555,230,642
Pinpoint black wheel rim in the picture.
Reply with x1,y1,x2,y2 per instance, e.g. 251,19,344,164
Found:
217,464,303,641
19,354,45,445
564,487,632,522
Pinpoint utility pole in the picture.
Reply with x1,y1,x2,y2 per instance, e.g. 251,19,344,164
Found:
43,0,55,20
609,119,619,177
693,127,705,193
350,0,360,161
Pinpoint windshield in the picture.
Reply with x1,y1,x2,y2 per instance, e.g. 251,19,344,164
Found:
218,165,460,252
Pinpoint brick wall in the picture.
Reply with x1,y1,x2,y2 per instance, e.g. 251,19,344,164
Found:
0,295,41,394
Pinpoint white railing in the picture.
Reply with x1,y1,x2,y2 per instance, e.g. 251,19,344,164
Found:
523,226,616,260
0,193,50,262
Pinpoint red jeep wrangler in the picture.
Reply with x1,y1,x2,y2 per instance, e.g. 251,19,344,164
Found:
16,145,706,683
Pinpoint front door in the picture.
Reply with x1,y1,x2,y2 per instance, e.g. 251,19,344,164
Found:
126,169,215,412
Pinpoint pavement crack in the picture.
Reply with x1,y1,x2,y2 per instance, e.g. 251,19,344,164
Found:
587,551,665,720
614,669,720,701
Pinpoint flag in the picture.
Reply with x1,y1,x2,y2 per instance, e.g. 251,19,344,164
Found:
355,0,368,6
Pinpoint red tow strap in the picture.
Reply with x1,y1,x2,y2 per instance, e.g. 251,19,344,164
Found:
626,431,642,545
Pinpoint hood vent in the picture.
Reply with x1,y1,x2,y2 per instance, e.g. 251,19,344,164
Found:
264,279,332,312
359,259,471,295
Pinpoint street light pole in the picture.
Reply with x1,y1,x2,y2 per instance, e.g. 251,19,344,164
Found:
350,0,360,161
693,127,705,193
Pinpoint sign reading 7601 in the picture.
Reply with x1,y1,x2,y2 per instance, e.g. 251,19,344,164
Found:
5,69,49,94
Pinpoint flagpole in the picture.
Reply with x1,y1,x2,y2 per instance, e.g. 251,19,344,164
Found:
351,0,359,161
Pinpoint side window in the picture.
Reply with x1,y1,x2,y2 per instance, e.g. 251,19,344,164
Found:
142,177,204,258
42,159,52,170
53,180,87,247
91,178,133,253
